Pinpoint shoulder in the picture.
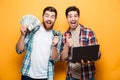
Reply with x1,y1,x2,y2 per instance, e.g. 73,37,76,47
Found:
52,30,61,36
80,24,94,33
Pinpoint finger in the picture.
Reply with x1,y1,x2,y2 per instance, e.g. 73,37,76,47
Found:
81,60,85,64
75,62,80,65
66,38,70,42
67,37,72,43
53,39,59,44
66,33,70,37
52,38,59,46
87,61,90,64
20,26,28,35
54,36,58,39
23,25,29,28
66,37,69,41
66,33,70,40
53,36,59,42
69,39,73,46
21,25,27,30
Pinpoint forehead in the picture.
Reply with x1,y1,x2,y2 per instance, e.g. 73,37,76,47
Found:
44,11,55,16
68,11,78,16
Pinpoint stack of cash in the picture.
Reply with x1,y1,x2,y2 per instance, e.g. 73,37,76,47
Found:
20,14,40,31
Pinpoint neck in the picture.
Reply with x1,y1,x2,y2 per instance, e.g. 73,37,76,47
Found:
71,24,79,31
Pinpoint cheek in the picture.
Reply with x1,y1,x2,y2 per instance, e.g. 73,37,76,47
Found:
43,18,46,22
67,21,71,25
43,16,48,21
75,17,79,21
44,18,48,21
51,19,56,23
67,19,71,23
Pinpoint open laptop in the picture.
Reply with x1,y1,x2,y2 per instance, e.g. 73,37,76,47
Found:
71,45,100,63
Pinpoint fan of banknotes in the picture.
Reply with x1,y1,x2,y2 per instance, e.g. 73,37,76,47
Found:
20,14,40,31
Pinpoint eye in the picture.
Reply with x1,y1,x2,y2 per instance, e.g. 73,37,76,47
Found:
44,13,49,17
68,15,72,18
74,15,78,17
51,15,55,19
45,15,49,17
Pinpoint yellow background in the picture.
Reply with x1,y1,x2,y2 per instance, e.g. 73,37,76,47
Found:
0,0,120,80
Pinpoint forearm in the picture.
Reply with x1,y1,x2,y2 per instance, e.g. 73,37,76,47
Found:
51,46,58,60
16,35,25,52
61,44,70,61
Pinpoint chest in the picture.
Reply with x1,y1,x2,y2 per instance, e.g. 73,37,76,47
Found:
33,29,53,46
64,31,89,46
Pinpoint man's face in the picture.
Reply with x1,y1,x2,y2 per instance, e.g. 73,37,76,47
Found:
43,11,56,30
67,11,79,30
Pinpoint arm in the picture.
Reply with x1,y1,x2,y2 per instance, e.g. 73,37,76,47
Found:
51,46,58,60
16,25,28,54
60,43,70,61
16,35,25,52
80,29,100,64
50,36,59,60
61,35,73,61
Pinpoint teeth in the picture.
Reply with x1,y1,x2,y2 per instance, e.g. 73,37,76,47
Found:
46,20,52,24
70,21,76,24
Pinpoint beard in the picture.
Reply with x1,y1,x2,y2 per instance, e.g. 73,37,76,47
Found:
43,20,54,31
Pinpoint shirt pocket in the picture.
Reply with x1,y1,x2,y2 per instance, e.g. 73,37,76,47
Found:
80,37,89,46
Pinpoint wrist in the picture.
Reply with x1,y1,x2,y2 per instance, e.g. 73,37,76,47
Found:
64,43,70,49
20,34,25,38
52,44,57,47
52,41,58,47
52,45,57,47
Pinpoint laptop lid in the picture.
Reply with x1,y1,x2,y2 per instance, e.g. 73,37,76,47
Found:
71,45,100,63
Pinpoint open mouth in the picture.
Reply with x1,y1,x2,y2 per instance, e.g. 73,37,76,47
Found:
70,21,77,26
46,20,52,25
70,20,76,24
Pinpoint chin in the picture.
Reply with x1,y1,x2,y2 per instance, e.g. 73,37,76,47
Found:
45,25,53,30
43,23,53,30
70,26,76,30
46,27,52,30
70,24,78,29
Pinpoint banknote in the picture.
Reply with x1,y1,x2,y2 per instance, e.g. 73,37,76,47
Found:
20,14,40,31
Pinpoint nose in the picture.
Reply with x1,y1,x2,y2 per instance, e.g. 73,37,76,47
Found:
46,16,50,20
71,17,75,20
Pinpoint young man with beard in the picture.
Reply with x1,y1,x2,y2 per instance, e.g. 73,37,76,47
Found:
16,6,61,80
60,6,101,80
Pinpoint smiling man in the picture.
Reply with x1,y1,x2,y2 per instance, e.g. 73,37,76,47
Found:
60,6,101,80
16,6,61,80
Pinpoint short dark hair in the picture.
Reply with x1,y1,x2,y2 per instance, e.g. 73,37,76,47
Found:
42,6,57,19
65,6,80,17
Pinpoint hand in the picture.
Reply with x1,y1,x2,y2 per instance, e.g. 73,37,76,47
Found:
52,36,59,47
66,37,73,47
65,33,73,47
81,60,91,64
20,25,28,36
66,38,73,47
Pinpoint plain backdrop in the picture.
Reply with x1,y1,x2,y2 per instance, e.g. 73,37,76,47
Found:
0,0,120,80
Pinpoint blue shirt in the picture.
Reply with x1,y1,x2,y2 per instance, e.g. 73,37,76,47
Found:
16,26,62,80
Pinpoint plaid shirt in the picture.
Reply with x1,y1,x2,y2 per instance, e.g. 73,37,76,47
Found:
60,24,100,80
16,26,62,80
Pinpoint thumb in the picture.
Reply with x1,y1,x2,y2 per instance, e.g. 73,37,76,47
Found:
66,36,69,41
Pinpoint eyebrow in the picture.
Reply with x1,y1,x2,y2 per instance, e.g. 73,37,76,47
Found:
68,14,78,16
